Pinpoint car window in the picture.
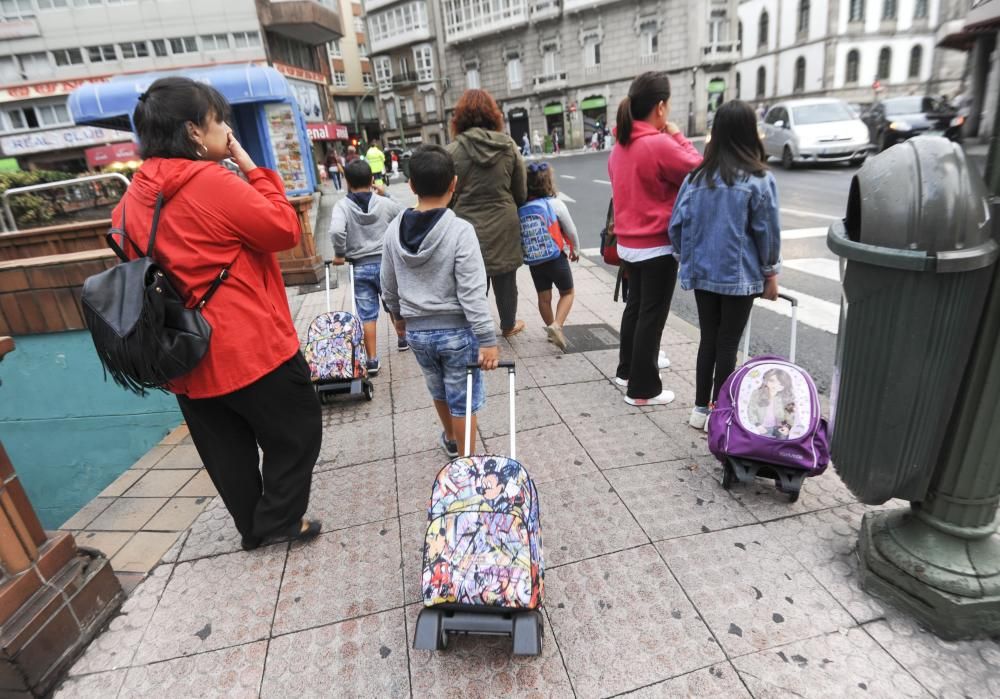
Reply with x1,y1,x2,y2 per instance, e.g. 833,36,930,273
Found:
790,102,855,125
765,108,782,125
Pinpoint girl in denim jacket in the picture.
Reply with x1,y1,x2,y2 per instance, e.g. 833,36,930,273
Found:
669,100,782,430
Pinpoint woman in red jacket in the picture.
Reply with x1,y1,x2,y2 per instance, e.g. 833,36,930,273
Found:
608,72,702,405
121,77,322,550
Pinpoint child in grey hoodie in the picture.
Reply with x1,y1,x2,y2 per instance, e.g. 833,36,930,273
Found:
381,145,500,457
330,159,405,375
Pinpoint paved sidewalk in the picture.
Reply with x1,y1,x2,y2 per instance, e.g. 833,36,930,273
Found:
55,259,1000,698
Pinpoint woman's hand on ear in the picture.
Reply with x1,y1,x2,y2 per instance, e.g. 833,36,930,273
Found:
227,132,257,174
663,122,681,136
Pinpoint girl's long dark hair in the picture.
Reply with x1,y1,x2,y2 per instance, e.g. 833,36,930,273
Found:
616,72,671,146
690,100,768,188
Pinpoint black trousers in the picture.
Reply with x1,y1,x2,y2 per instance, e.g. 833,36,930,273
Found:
177,352,322,539
616,255,678,399
488,269,519,333
694,290,756,407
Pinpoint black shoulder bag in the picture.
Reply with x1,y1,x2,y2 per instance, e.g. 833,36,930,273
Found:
81,193,230,395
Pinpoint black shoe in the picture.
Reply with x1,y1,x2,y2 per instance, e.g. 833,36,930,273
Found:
241,534,263,551
397,337,409,352
440,431,459,459
285,519,322,543
366,358,381,376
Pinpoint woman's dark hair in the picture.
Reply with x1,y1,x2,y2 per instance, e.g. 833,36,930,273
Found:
526,162,556,200
616,72,671,146
133,77,231,160
690,100,768,188
451,89,504,136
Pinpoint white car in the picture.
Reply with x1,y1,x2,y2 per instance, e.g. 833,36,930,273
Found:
760,98,871,169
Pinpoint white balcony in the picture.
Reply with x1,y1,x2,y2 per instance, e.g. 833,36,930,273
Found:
443,0,529,43
369,24,433,53
363,0,400,10
701,42,740,66
562,0,616,13
530,0,560,22
533,72,567,91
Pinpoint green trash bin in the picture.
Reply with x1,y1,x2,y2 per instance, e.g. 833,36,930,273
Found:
827,137,999,505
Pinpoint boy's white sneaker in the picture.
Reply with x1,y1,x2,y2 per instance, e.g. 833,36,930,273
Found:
658,351,671,369
689,406,711,430
624,390,675,407
546,324,568,351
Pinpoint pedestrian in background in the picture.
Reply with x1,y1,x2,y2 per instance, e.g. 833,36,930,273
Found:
448,89,529,337
669,100,781,429
609,71,702,406
522,132,532,157
345,144,360,164
365,141,387,184
126,77,322,551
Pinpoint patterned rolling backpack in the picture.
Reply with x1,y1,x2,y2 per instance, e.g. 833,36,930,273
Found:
303,262,373,402
413,362,545,656
517,197,566,265
708,294,830,501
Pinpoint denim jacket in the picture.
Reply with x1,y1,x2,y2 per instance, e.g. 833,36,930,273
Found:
669,170,781,296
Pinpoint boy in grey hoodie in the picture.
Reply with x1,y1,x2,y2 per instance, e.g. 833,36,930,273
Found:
330,159,405,375
381,145,500,457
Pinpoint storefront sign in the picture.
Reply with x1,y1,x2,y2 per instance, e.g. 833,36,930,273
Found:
1,125,130,156
273,62,326,85
85,141,140,169
1,76,112,105
509,108,528,119
306,122,349,141
289,79,325,121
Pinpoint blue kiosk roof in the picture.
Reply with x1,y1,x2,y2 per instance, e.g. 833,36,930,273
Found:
69,64,293,132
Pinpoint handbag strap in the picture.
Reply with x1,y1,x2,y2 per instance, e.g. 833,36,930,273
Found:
195,265,231,309
145,193,165,258
106,198,145,262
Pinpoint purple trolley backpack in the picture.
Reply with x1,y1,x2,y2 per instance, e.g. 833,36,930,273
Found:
707,294,830,502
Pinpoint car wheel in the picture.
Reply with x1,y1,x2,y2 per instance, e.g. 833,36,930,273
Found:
782,146,795,170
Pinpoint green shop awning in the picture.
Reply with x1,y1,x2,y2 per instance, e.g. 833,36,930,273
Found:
543,103,563,116
580,97,606,111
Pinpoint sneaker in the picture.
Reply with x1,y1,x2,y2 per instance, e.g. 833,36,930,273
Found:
366,357,381,376
546,324,568,351
624,390,676,407
439,431,459,459
658,351,671,369
397,337,409,352
689,406,711,430
614,373,662,387
502,319,526,337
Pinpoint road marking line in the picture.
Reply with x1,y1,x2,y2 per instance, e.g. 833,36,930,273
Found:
780,207,840,221
594,179,611,185
783,258,841,282
557,192,577,203
560,175,577,180
782,227,828,240
580,247,602,256
754,288,840,334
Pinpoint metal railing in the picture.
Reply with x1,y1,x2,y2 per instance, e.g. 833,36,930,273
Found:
1,172,131,233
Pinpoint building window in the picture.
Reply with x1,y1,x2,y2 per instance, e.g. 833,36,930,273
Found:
333,71,347,87
846,49,860,84
87,44,117,63
398,55,410,80
735,71,741,98
466,66,480,89
16,53,49,79
362,71,374,88
233,31,261,49
37,0,70,8
152,39,168,57
35,102,71,126
375,56,393,90
877,47,891,79
354,15,365,34
849,0,865,22
797,0,809,36
334,99,354,123
385,99,397,129
200,34,230,52
0,56,19,83
882,0,896,20
169,36,198,55
640,20,658,62
119,41,149,60
413,44,434,81
368,1,429,45
358,42,369,58
908,45,922,79
1,0,34,20
914,0,927,19
506,54,523,90
330,40,342,58
424,90,437,114
542,41,559,76
583,34,601,69
793,56,806,93
758,10,769,49
709,8,729,47
737,21,743,51
756,66,766,98
52,48,84,66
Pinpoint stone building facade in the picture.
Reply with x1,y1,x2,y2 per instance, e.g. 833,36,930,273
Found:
328,0,382,144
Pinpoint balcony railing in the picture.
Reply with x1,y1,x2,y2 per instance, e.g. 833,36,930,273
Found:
563,0,616,12
533,72,567,91
392,70,419,85
702,42,739,65
444,0,529,43
402,113,423,127
369,23,433,54
530,0,560,21
258,0,343,45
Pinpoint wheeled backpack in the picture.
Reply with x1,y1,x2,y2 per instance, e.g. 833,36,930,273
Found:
517,198,566,265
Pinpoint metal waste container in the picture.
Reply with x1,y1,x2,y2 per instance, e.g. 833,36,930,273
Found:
827,137,999,504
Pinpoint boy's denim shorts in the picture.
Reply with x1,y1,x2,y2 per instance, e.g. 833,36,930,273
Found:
352,262,382,323
406,327,485,417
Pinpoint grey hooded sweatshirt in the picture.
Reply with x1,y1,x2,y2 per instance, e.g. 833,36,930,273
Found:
329,192,405,264
380,208,497,348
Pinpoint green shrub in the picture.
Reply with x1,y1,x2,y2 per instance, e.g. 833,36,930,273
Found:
0,170,126,228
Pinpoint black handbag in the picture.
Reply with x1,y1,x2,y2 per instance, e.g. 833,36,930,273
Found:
81,193,230,395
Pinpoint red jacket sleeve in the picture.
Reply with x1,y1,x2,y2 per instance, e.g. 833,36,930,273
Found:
658,133,703,187
198,167,301,253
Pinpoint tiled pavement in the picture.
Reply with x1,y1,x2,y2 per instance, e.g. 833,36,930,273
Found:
54,258,1000,698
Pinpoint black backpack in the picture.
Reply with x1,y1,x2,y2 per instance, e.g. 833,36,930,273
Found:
81,193,229,394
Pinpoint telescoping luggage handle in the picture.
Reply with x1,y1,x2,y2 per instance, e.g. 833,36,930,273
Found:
465,361,517,459
322,260,357,317
742,293,799,363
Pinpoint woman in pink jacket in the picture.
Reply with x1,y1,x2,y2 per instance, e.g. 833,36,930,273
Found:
609,72,702,405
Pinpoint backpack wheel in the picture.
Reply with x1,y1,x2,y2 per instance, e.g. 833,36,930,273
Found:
413,608,446,651
512,611,543,656
787,488,800,503
721,463,735,490
363,381,374,401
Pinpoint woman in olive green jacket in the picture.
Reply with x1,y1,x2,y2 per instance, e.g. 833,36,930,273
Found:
447,89,528,336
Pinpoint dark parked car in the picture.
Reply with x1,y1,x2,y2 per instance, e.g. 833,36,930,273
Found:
863,96,964,152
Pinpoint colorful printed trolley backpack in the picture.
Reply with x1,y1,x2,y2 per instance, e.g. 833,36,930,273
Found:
517,198,566,265
421,455,543,609
303,310,367,383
